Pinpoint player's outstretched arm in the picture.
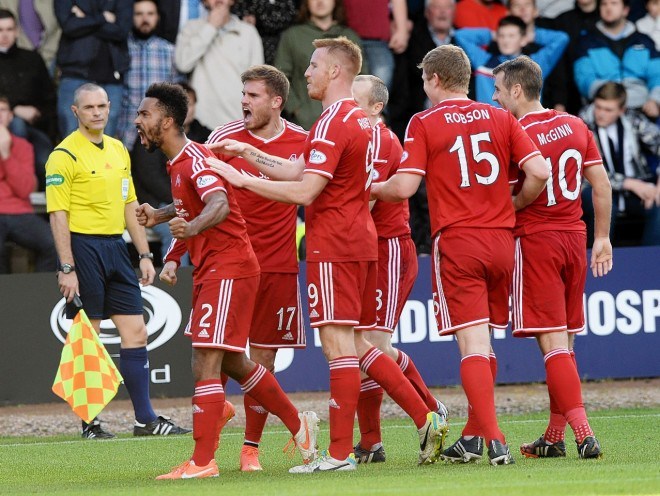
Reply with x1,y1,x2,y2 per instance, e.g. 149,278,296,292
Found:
207,154,327,205
371,172,422,203
584,164,613,277
513,155,550,211
207,139,304,181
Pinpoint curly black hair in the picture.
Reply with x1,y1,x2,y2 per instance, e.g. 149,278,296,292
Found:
145,82,188,129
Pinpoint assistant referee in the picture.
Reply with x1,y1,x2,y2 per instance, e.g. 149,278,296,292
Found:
45,83,189,439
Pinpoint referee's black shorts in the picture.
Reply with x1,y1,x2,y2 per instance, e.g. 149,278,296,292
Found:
66,233,143,320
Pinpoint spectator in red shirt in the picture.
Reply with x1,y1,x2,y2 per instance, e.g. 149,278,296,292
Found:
454,0,508,30
0,95,55,273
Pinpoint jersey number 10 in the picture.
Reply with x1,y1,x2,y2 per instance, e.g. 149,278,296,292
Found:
545,148,583,207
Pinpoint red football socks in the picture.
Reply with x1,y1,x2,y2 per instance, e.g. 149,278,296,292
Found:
544,349,593,443
328,357,360,460
462,353,497,438
397,350,438,411
243,393,269,446
356,378,384,449
240,364,300,435
460,354,504,444
191,379,225,466
360,347,428,429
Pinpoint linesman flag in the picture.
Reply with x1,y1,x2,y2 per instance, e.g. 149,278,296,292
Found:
52,298,123,423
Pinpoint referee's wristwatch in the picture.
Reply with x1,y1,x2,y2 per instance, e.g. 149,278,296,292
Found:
138,252,154,261
59,263,75,274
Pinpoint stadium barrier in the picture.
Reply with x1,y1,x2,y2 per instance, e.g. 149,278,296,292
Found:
0,246,658,405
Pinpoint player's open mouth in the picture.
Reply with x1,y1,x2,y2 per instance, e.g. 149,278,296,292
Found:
136,128,147,145
243,107,252,122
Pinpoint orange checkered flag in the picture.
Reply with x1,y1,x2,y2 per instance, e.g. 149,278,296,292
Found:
52,297,123,423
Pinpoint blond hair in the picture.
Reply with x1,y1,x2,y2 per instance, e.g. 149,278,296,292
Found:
313,36,362,77
418,45,471,93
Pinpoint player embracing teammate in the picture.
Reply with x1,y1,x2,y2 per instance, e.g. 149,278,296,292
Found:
372,45,550,466
493,55,612,460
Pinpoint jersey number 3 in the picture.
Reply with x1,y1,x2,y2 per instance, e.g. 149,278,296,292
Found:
449,132,500,187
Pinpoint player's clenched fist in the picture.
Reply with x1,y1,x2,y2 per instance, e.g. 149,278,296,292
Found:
159,261,179,286
169,217,196,239
136,203,157,227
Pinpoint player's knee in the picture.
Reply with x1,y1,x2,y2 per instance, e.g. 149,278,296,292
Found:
249,348,276,372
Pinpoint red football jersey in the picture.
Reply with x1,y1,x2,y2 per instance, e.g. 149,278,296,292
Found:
514,109,603,237
304,98,378,262
167,140,259,281
206,119,307,273
400,98,541,236
371,120,411,239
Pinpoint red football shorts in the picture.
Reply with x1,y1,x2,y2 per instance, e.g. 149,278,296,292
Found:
370,236,418,333
249,272,306,349
512,230,587,337
306,260,377,329
431,228,514,335
184,275,259,351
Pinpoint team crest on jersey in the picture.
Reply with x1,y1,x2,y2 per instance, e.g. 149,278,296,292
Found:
401,151,409,163
372,169,380,180
196,175,218,188
309,149,327,164
175,174,181,186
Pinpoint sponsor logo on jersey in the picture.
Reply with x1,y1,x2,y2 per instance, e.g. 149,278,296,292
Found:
282,332,294,341
196,175,218,188
198,329,210,338
400,151,409,163
45,174,64,187
289,154,297,161
50,286,182,352
309,309,319,318
358,117,371,130
308,149,327,164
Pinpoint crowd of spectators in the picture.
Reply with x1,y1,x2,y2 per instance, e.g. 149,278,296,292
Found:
1,0,659,273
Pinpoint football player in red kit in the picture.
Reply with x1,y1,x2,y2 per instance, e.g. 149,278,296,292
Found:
492,55,612,460
206,37,446,472
134,82,319,479
351,74,450,464
205,65,308,471
372,45,550,466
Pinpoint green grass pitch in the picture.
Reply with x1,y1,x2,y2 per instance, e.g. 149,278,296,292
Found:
1,407,658,495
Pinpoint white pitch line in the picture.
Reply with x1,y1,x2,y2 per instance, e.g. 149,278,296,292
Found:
0,412,658,448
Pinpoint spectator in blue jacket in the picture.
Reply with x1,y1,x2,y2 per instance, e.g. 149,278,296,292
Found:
455,15,569,106
55,0,133,138
574,0,660,120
